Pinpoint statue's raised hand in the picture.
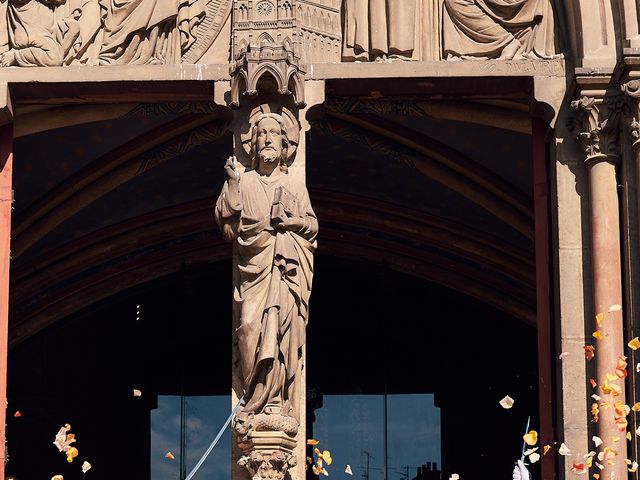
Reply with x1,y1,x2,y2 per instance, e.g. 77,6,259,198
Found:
513,460,530,480
224,156,240,181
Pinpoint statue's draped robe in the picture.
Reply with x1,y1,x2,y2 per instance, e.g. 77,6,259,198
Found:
98,0,206,65
216,170,317,422
443,0,556,58
343,0,416,60
7,0,62,66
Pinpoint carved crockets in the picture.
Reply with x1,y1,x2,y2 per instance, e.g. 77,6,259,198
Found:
216,105,317,480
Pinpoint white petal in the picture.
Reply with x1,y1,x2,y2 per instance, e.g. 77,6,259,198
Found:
593,436,603,447
558,443,571,456
499,395,514,409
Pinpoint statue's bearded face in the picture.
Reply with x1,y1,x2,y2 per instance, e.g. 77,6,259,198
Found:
256,117,283,165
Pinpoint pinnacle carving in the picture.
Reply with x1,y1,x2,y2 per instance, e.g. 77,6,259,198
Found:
570,95,623,165
622,80,640,151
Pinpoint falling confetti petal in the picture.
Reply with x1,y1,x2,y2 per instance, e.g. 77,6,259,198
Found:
66,446,79,463
571,463,587,475
543,445,552,455
524,447,539,456
559,352,570,359
609,304,622,313
53,424,76,453
629,338,640,350
499,395,514,409
133,389,142,397
529,453,541,464
82,461,91,474
165,452,175,460
627,432,632,441
629,461,638,473
596,313,604,326
345,465,353,475
593,436,603,448
590,379,598,388
51,476,64,480
593,331,603,341
307,439,320,445
592,394,602,401
523,430,538,446
449,475,459,480
559,443,571,456
584,346,595,360
13,411,21,418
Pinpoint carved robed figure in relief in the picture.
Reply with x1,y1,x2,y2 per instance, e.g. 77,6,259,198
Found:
342,0,417,62
443,0,557,60
215,112,317,438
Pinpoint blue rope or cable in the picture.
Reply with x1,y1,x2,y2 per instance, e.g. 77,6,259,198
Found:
185,396,244,480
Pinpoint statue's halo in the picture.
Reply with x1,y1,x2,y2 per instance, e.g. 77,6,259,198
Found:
240,104,300,166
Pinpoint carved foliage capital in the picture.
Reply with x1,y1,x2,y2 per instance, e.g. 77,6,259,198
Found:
569,95,623,165
239,450,297,480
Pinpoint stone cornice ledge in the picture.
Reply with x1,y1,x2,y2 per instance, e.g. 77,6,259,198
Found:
0,63,230,83
0,58,566,84
309,59,566,79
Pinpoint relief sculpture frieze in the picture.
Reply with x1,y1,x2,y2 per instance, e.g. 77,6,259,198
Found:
0,0,562,66
0,0,232,66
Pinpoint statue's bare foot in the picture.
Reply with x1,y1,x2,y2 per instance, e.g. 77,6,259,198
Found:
0,50,16,67
499,39,522,60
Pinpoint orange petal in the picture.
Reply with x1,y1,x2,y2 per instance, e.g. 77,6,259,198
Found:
590,378,598,388
13,411,21,418
165,452,175,460
543,445,552,455
307,439,320,446
584,345,596,360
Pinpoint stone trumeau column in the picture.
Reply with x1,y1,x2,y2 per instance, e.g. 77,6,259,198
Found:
570,87,626,480
0,83,13,480
218,4,324,480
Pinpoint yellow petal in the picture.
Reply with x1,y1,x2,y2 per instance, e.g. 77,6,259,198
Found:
65,446,79,463
307,439,320,445
629,337,640,350
523,430,538,446
321,450,333,466
628,432,632,441
596,313,604,326
593,331,603,341
543,445,552,455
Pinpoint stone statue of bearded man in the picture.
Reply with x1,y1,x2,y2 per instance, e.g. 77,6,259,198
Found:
215,113,317,437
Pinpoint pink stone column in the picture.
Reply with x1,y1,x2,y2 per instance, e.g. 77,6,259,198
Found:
572,95,626,480
0,123,13,480
532,119,555,480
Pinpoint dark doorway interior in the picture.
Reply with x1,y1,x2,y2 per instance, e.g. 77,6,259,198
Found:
6,256,539,480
